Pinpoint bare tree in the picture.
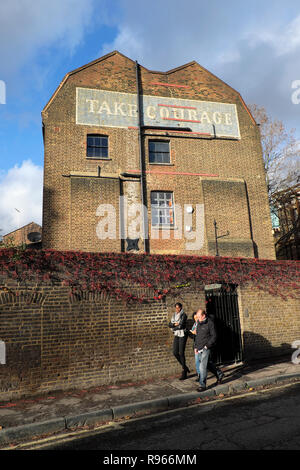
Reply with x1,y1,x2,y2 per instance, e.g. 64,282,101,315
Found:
248,105,300,259
248,104,300,199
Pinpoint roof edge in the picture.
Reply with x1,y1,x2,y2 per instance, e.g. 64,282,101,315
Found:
42,51,256,125
42,51,126,114
187,61,257,125
3,222,41,238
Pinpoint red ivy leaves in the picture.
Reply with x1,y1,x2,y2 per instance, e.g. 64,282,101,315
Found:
0,248,299,304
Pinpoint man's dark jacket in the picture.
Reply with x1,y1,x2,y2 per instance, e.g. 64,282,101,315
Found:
194,316,217,350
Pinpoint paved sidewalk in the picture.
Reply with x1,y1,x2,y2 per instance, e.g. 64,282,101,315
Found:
0,355,299,447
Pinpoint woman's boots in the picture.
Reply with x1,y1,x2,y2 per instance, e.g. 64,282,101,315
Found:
179,366,190,380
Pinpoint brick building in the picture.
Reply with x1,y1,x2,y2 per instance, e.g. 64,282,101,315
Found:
2,222,42,247
42,51,275,259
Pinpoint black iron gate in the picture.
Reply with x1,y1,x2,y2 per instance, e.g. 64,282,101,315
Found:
205,285,243,365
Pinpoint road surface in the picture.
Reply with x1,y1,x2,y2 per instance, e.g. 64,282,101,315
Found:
11,382,300,452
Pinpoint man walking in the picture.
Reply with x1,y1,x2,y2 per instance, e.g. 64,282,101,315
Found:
190,312,224,386
194,309,219,391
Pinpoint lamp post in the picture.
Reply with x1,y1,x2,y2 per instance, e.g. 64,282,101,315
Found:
214,219,230,256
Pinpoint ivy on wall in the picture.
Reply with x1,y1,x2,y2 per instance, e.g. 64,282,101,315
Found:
0,249,299,303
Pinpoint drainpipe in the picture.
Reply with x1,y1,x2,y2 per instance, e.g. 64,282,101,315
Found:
135,60,149,254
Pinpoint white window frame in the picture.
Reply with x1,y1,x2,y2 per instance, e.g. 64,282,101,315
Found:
151,191,175,227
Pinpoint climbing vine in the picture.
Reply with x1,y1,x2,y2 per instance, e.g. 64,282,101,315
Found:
0,248,299,303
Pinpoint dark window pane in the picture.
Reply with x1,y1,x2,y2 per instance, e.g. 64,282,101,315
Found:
87,135,108,158
155,142,168,152
148,141,170,164
151,193,158,203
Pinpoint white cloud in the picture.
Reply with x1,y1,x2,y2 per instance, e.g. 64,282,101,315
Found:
102,25,146,61
100,0,300,71
0,160,43,236
245,14,300,56
0,0,96,77
98,0,300,141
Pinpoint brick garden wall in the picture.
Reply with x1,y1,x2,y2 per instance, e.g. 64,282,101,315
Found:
238,285,300,359
0,277,299,401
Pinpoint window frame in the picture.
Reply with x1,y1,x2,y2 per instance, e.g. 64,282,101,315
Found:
148,140,171,165
86,134,109,159
150,191,175,228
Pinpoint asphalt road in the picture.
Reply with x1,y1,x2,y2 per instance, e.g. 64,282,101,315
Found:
18,382,300,452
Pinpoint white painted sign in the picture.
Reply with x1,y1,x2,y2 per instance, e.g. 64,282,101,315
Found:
76,88,240,139
204,284,222,290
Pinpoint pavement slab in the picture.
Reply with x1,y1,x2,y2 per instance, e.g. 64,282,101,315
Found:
0,355,299,447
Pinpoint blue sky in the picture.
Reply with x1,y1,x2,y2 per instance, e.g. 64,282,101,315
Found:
0,0,300,235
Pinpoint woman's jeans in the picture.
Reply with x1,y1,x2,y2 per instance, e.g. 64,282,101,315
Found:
195,348,210,388
173,335,188,370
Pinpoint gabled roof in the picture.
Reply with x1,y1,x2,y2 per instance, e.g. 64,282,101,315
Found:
43,51,129,113
3,222,42,238
42,50,256,124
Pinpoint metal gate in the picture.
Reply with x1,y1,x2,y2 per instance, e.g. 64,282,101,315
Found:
205,285,243,365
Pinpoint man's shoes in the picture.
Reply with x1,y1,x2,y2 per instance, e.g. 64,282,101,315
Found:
216,373,224,385
197,386,206,392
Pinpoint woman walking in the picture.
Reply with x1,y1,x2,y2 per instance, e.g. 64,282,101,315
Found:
168,302,190,380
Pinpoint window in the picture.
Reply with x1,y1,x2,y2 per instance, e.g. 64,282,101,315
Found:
87,135,108,158
149,141,170,164
151,191,175,227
